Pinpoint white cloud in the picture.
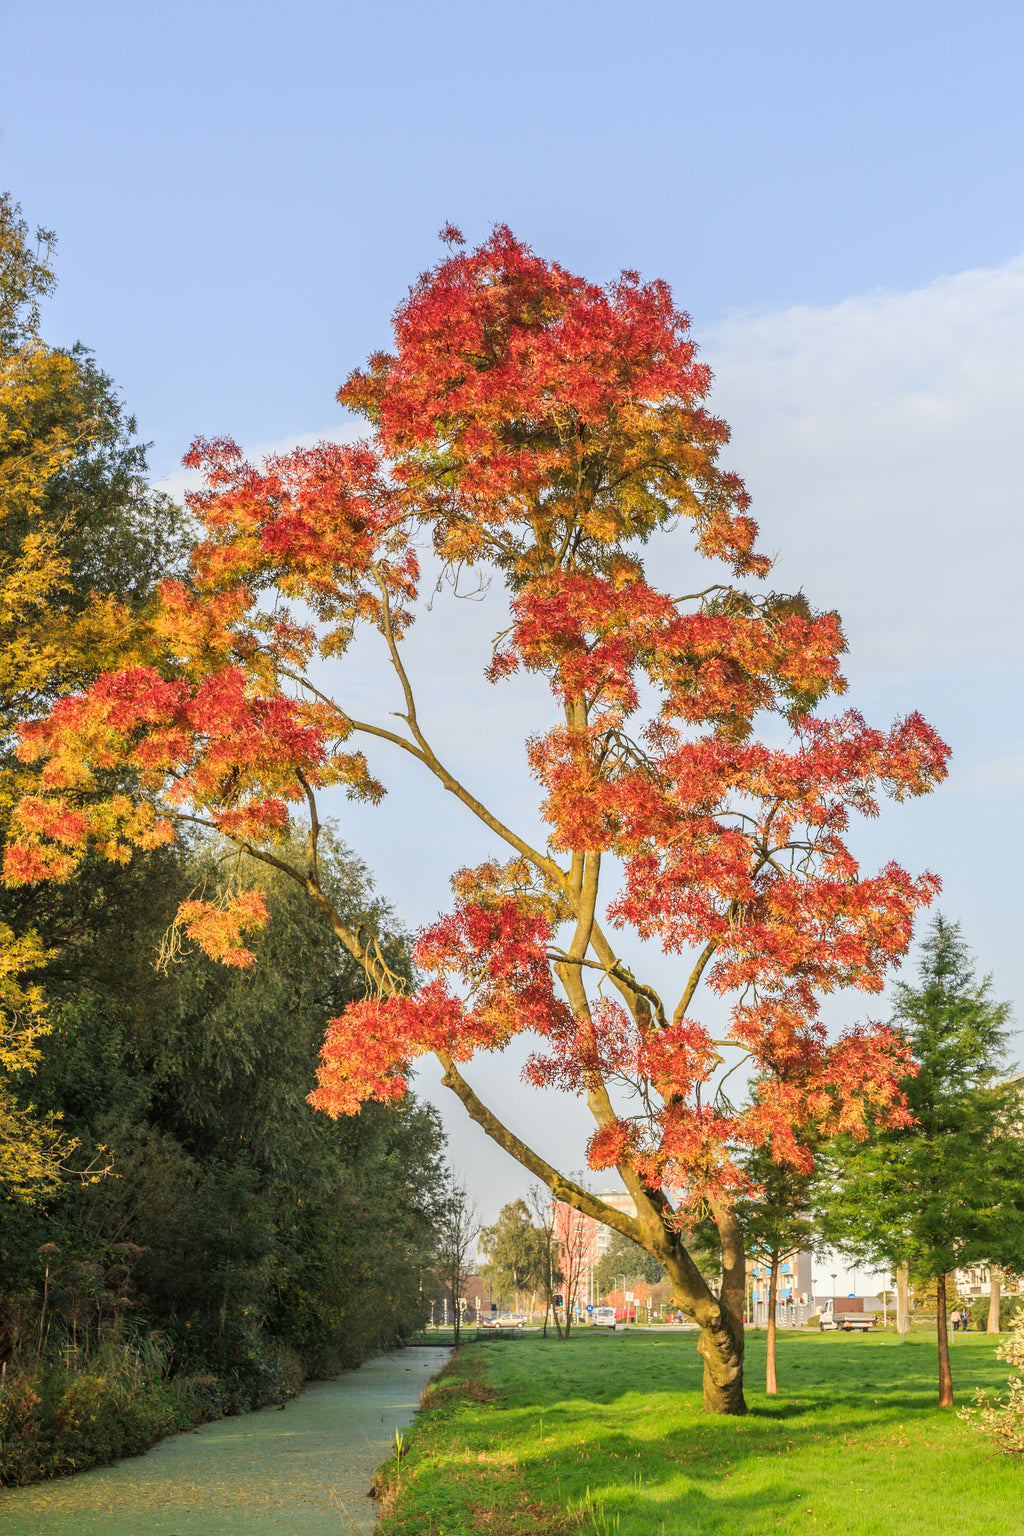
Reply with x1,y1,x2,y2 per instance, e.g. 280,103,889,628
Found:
701,256,1024,682
943,751,1024,795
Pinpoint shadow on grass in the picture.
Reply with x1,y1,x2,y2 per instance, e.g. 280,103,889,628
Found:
380,1330,1016,1535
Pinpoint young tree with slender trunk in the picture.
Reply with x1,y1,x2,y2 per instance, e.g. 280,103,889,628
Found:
434,1165,479,1344
736,1137,815,1395
554,1200,591,1339
816,915,1024,1406
528,1182,563,1338
3,227,949,1414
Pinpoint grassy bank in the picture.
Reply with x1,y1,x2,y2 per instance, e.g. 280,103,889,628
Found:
375,1329,1021,1535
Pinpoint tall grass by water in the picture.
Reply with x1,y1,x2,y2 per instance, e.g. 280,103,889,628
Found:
376,1328,1021,1535
0,1330,303,1486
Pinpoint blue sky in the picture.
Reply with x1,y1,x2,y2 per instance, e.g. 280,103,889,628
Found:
3,1,1023,1266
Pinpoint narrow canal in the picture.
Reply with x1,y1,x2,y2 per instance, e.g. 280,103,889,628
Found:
0,1345,450,1535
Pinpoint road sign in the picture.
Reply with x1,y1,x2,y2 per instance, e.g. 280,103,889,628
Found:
586,1304,593,1312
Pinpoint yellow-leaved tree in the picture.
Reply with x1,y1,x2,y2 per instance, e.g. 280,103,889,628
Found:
0,194,79,1195
0,192,186,1197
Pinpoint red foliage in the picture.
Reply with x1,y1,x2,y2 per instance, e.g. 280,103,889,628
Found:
5,226,951,1215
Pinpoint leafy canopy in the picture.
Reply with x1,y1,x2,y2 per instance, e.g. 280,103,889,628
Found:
4,225,949,1257
816,913,1024,1284
479,1198,547,1305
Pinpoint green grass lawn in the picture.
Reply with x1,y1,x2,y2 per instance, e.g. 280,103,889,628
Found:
376,1329,1021,1535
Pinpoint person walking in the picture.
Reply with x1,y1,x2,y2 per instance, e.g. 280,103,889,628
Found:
950,1305,961,1333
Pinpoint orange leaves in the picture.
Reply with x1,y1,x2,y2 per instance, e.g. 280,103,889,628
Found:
605,708,948,1006
308,986,463,1117
735,1022,915,1169
495,571,848,736
174,888,269,968
5,793,174,885
152,579,255,673
413,896,572,1047
10,658,335,866
308,895,576,1117
339,226,768,581
524,997,637,1095
183,434,418,644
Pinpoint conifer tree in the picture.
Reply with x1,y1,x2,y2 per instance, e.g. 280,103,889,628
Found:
816,914,1024,1406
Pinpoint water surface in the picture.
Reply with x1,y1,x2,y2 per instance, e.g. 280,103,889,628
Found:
0,1345,450,1535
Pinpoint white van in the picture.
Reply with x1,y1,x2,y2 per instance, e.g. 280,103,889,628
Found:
592,1306,619,1329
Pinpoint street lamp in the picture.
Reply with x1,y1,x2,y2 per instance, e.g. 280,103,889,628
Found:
618,1273,627,1318
831,1273,837,1303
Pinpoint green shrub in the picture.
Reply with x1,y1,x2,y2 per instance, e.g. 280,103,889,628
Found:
53,1368,174,1472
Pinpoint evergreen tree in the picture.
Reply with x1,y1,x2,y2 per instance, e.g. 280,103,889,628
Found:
816,914,1024,1406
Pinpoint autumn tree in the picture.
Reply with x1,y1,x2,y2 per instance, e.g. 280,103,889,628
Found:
0,193,192,1202
3,227,950,1413
0,193,96,1197
816,915,1024,1407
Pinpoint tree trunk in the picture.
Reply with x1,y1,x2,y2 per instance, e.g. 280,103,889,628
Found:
695,1303,747,1414
687,1202,747,1415
766,1251,779,1395
936,1273,953,1408
896,1264,910,1340
988,1270,1002,1333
